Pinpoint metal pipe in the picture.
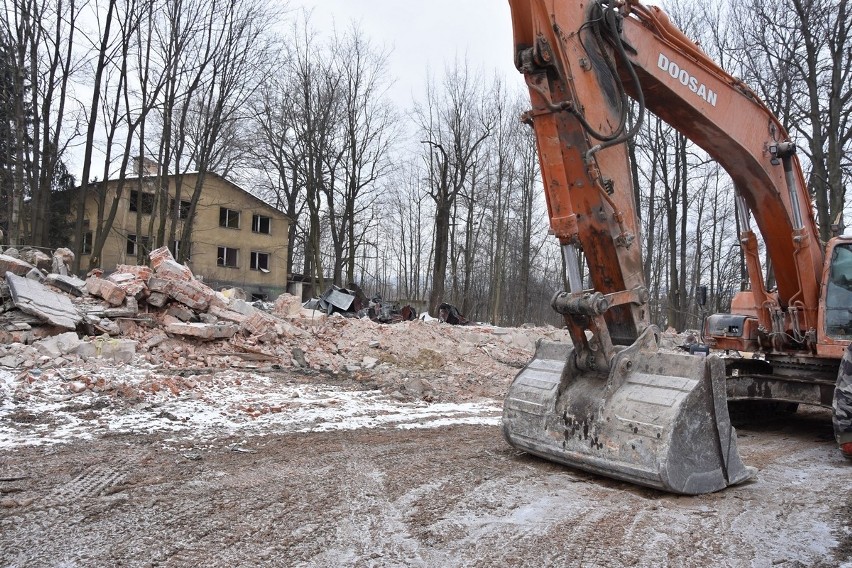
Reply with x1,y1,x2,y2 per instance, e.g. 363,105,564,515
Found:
783,156,805,231
734,192,751,232
562,244,584,293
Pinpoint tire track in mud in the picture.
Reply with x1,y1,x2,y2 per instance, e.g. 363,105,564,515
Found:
141,450,345,566
305,441,426,567
48,463,128,500
0,414,845,567
0,445,157,567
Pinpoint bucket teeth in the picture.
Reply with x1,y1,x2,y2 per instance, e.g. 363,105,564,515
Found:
502,333,755,494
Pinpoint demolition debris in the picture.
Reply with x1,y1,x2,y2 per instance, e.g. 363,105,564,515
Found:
0,245,576,410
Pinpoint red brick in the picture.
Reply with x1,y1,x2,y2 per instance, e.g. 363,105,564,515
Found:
85,277,127,306
155,259,193,282
114,264,153,281
241,311,279,336
167,278,214,311
148,246,175,271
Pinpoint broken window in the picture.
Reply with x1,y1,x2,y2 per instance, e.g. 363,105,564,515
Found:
126,234,151,256
129,190,155,215
219,207,240,229
169,240,191,260
250,251,270,272
81,232,92,255
170,198,191,219
251,214,271,234
217,246,239,268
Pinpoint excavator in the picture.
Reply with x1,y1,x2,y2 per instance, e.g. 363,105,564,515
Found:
501,0,852,494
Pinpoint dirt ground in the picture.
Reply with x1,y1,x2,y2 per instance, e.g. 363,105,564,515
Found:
0,373,850,567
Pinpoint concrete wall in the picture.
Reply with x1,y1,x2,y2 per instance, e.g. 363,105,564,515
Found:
77,173,290,300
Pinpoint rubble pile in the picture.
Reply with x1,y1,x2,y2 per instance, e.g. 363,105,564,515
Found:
0,245,573,405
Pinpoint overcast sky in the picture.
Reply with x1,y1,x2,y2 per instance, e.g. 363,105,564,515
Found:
292,0,522,110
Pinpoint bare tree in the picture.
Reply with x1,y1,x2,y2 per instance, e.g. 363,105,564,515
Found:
173,0,281,262
415,61,491,315
331,25,397,286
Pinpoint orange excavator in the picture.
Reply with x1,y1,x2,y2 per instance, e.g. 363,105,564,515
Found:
502,0,852,494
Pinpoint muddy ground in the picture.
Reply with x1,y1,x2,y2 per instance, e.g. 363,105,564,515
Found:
1,367,850,568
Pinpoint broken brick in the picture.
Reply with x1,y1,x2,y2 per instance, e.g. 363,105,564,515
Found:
241,310,279,336
167,278,214,311
148,246,175,270
0,255,36,277
114,264,153,281
85,276,127,306
155,259,193,282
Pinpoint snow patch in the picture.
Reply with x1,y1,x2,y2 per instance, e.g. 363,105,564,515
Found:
0,368,502,448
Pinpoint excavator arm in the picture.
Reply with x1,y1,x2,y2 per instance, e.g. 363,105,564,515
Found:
515,0,824,342
500,0,807,494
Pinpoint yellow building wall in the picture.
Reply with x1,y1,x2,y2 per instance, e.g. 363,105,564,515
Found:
77,173,290,300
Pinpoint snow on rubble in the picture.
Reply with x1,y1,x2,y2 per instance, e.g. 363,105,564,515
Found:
0,366,503,449
0,244,582,449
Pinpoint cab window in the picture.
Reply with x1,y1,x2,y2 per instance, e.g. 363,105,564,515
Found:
825,243,852,338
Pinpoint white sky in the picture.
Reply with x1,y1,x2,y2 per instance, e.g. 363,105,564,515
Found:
292,0,522,110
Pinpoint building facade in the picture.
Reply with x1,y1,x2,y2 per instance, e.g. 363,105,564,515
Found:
76,172,291,301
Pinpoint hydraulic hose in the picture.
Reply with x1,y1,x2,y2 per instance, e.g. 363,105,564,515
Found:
583,0,647,158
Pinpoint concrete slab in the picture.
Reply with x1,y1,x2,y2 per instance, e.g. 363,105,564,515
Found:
44,274,87,297
163,322,239,340
6,272,81,330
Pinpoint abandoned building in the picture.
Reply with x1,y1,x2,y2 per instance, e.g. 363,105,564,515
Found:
73,167,291,301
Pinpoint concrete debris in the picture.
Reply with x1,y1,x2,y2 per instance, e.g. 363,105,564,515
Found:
75,337,138,363
163,322,239,340
21,248,51,271
0,254,35,277
44,274,87,297
34,331,82,358
26,267,46,281
52,247,75,275
0,245,592,410
6,272,81,330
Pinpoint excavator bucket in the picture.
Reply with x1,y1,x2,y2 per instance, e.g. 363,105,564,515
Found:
502,329,756,494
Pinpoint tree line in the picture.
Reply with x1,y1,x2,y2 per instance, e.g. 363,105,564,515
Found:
0,0,849,330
